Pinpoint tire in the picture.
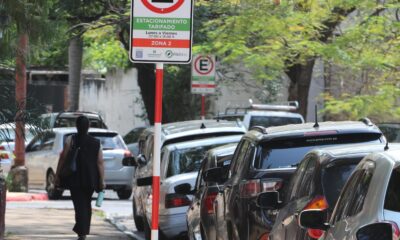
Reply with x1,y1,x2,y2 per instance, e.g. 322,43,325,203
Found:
133,200,144,231
143,216,151,240
117,189,132,200
46,171,63,200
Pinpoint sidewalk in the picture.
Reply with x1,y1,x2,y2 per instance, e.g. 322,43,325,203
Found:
5,208,132,239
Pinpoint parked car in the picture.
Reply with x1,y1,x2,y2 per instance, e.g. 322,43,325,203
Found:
185,143,237,240
142,135,243,239
25,128,133,199
378,123,400,142
265,143,388,240
0,123,37,152
299,146,400,240
123,126,147,157
39,111,107,129
206,119,385,240
129,120,246,233
215,101,304,129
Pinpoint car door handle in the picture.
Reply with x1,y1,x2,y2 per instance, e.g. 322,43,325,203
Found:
282,216,294,226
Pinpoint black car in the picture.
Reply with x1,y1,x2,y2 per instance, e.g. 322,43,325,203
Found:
205,120,385,240
265,143,387,240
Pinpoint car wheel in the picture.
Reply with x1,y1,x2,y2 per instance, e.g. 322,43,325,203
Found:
46,171,63,200
133,200,144,231
117,189,132,200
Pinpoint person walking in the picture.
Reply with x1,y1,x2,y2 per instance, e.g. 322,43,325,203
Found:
55,116,105,240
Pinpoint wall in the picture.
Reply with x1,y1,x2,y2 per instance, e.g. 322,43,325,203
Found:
79,68,147,136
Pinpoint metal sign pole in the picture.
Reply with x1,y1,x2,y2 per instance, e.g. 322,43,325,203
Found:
151,63,163,240
201,94,205,120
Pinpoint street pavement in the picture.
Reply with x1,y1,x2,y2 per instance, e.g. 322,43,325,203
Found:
5,190,145,240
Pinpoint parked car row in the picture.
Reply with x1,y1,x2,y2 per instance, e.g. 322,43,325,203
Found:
122,110,400,240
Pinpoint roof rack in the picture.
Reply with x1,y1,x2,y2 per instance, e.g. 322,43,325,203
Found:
359,117,373,126
222,100,300,115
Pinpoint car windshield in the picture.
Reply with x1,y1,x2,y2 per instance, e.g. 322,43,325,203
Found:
54,117,104,128
322,162,359,208
254,133,382,169
249,116,302,128
167,143,235,177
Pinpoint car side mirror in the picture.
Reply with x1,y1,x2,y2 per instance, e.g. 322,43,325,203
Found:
203,167,225,183
256,191,281,209
137,154,147,166
122,156,137,167
356,222,394,239
299,209,329,231
174,183,195,195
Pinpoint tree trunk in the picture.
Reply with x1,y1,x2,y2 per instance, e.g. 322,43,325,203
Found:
136,64,156,124
14,32,28,167
67,37,83,111
286,59,316,118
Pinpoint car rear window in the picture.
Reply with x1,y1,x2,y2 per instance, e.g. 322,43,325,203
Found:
384,167,400,212
54,117,105,129
254,133,382,169
322,162,359,208
249,116,303,128
64,133,126,150
167,143,236,177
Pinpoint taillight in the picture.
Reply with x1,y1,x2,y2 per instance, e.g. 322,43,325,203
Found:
204,192,218,214
0,153,9,160
258,233,269,240
239,179,283,198
391,222,400,240
303,196,329,239
165,193,191,208
124,150,133,158
0,146,5,150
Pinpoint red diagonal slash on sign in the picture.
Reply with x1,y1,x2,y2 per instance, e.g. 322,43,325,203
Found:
141,0,185,14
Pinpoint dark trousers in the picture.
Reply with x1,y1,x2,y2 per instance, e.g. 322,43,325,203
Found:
70,187,94,236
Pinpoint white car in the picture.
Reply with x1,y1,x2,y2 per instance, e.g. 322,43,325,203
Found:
142,135,243,239
216,101,304,129
25,128,134,199
0,123,36,152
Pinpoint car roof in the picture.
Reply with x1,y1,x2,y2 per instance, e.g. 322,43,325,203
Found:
164,135,242,151
307,143,387,166
142,120,246,141
41,112,102,119
374,147,400,167
48,127,117,135
207,143,238,157
246,120,382,141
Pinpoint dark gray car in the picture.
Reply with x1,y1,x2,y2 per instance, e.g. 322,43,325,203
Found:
186,143,237,240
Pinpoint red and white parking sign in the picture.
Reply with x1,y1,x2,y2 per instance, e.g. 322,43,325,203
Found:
130,0,194,63
191,54,216,94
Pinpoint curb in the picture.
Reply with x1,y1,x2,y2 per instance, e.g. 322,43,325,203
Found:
105,215,145,240
6,192,48,202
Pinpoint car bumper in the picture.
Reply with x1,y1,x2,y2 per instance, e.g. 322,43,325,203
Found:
159,213,188,239
105,167,134,188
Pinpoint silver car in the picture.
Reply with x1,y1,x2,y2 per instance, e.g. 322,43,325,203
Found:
131,120,246,232
142,135,243,239
299,146,400,240
26,128,134,199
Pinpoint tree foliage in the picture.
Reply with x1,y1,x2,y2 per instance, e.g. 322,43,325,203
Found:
199,0,400,117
